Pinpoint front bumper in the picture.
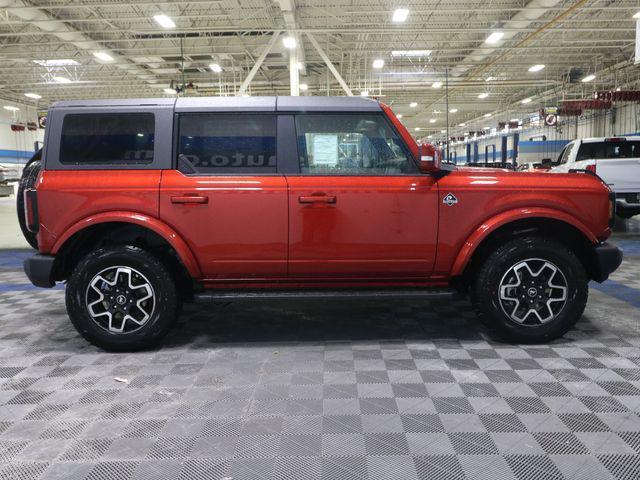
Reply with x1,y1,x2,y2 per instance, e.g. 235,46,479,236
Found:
592,242,623,283
24,254,56,288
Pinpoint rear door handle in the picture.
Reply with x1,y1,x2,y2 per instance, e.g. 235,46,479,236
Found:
298,195,337,204
171,195,208,204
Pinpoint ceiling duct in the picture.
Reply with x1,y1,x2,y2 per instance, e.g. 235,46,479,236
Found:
450,0,562,78
0,0,157,83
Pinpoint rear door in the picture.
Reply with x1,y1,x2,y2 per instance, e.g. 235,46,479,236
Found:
286,112,438,278
159,113,288,279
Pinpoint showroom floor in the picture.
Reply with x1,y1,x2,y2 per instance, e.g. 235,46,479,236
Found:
0,225,638,480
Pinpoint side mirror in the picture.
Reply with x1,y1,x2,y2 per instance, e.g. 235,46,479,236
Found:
418,144,441,173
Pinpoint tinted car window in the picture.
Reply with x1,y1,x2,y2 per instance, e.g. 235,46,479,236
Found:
295,114,415,175
60,113,154,165
576,141,640,161
177,114,277,174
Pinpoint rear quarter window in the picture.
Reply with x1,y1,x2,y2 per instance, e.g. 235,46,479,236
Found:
60,113,155,165
576,141,640,161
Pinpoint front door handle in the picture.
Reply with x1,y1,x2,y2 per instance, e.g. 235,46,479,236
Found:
171,195,208,204
298,195,337,204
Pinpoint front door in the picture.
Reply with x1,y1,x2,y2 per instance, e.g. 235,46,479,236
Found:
287,113,438,278
160,113,288,279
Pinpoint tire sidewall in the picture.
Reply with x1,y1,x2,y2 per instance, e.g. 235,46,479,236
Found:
475,237,587,343
16,159,41,250
66,246,177,351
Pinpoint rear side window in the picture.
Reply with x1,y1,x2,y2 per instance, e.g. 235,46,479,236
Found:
295,114,415,175
557,142,574,164
60,113,154,165
177,114,277,174
576,141,640,160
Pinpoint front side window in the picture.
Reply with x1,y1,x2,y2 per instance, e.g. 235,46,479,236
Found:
557,142,574,164
177,114,277,174
295,114,416,175
60,113,154,165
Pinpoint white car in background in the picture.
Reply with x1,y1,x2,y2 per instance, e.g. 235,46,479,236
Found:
550,137,640,219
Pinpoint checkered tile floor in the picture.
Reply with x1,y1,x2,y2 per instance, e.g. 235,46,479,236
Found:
0,236,639,480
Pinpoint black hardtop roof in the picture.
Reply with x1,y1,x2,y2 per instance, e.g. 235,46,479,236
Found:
50,96,382,113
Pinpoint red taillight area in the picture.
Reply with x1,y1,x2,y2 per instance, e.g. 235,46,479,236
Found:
586,163,596,174
24,189,39,233
604,137,625,142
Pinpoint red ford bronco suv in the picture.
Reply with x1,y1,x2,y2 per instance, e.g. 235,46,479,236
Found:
22,96,622,351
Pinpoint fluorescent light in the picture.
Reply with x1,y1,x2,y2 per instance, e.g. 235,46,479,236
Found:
616,87,621,91
478,93,489,99
283,36,297,49
484,113,492,117
485,76,496,82
427,135,433,139
528,64,545,72
441,130,446,133
299,83,308,91
163,88,176,94
93,51,114,62
409,102,418,108
429,118,436,123
24,93,42,100
33,59,79,66
449,108,458,113
153,14,176,29
391,50,431,57
396,114,402,119
634,11,640,19
582,74,596,82
414,127,421,131
3,106,19,112
510,118,520,122
372,59,385,69
458,123,466,127
297,62,304,70
209,63,222,73
521,97,532,104
485,31,504,44
360,90,369,96
432,81,442,88
52,76,71,83
392,8,409,22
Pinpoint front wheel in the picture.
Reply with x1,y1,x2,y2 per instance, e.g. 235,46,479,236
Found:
471,236,588,343
66,246,178,351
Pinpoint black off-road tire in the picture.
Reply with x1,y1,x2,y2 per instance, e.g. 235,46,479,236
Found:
470,236,588,343
66,245,178,351
16,151,42,249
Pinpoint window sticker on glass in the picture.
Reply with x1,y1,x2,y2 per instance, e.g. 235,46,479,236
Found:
311,134,339,166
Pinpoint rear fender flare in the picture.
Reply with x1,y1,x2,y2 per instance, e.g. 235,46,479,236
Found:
450,207,597,277
51,211,202,278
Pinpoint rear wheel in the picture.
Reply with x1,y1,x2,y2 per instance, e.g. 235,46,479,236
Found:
471,236,588,343
66,245,178,351
16,151,42,249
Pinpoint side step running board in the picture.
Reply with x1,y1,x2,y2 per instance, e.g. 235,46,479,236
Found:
193,288,458,303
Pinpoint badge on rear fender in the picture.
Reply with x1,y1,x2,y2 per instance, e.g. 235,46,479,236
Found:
443,193,458,206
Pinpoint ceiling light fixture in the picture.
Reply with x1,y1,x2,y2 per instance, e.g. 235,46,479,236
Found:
396,114,402,119
283,36,297,49
372,59,385,69
581,74,596,82
478,93,489,99
392,8,409,22
153,14,176,29
409,102,418,108
52,76,71,83
634,11,640,19
449,108,458,113
93,51,114,62
458,123,466,127
432,81,442,88
485,31,504,44
391,50,431,57
299,83,308,91
3,106,19,112
521,97,532,104
24,93,42,100
360,90,369,96
163,88,176,94
528,64,545,72
33,59,79,67
429,118,436,123
485,76,496,82
484,113,492,117
209,63,222,73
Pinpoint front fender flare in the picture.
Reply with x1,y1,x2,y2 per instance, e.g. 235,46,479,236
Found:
51,211,202,279
450,207,598,277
